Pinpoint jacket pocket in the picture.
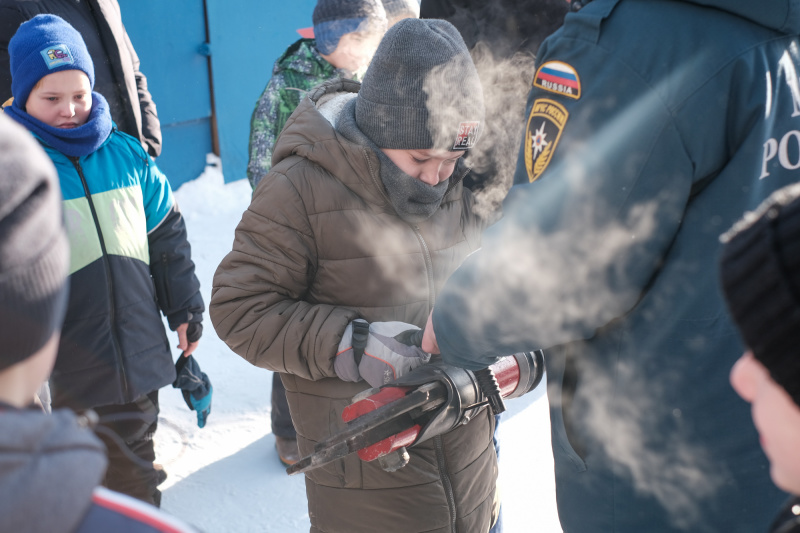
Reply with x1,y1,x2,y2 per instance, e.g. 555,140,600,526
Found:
546,347,587,473
153,252,172,310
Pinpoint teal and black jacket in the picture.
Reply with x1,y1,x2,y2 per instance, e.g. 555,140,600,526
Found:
40,128,203,410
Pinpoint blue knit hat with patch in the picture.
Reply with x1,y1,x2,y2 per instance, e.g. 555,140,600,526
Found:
9,14,94,109
312,0,387,55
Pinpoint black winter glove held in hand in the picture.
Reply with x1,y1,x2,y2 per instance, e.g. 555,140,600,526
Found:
335,320,431,388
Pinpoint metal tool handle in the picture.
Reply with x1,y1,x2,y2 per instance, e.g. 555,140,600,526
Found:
474,367,506,415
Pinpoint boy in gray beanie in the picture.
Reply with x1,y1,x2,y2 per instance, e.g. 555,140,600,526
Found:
721,182,800,532
213,17,496,533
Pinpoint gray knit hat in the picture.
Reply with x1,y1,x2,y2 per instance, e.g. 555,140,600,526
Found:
355,18,484,151
719,182,800,408
0,113,69,370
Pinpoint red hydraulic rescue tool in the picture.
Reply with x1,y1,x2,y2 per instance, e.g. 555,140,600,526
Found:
286,337,544,476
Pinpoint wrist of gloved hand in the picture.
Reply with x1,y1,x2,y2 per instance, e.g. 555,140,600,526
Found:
335,319,367,382
335,320,431,388
186,322,203,343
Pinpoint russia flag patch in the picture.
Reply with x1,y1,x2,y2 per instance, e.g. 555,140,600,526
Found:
533,61,581,100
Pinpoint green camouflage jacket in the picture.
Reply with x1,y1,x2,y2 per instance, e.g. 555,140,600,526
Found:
247,38,353,189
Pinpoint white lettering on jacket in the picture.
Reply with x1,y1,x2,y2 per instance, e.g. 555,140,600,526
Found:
779,50,800,118
760,50,800,179
760,131,800,179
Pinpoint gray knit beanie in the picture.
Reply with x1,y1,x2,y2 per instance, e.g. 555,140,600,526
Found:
355,18,484,151
719,182,800,408
0,113,69,370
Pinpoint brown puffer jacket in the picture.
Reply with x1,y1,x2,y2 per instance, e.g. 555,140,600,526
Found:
211,78,497,533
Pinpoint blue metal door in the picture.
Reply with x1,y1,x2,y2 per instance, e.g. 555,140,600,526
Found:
119,2,317,188
119,0,213,189
205,1,316,183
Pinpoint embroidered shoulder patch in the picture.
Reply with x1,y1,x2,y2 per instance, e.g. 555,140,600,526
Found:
40,44,74,70
533,61,581,100
452,121,481,150
524,99,568,183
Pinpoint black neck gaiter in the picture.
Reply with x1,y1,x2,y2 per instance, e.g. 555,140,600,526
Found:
335,99,449,224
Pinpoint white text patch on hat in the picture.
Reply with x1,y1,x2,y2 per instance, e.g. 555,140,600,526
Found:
453,121,480,150
40,44,75,70
533,61,581,100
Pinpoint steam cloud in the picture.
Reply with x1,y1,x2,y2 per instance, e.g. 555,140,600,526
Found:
420,40,726,528
346,6,728,528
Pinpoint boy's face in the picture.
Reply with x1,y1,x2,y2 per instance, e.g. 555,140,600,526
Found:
380,148,464,186
25,69,92,128
325,31,381,74
730,351,800,494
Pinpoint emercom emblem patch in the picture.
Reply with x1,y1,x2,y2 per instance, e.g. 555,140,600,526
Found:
524,98,568,183
533,61,581,100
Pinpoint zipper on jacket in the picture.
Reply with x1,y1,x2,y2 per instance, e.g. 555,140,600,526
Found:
362,146,438,310
412,163,472,312
70,157,130,399
412,226,436,310
435,435,458,532
160,252,172,308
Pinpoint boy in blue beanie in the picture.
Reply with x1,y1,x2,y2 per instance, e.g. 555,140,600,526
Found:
247,0,387,467
4,14,206,508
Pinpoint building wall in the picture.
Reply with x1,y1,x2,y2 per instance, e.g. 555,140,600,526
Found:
119,1,316,188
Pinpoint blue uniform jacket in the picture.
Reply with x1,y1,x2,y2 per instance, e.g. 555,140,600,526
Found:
433,0,799,531
39,128,203,410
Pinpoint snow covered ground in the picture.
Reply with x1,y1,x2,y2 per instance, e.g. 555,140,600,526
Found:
154,156,562,532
